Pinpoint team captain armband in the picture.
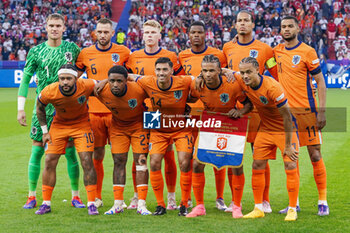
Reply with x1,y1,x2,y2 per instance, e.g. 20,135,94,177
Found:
310,66,322,75
266,57,277,69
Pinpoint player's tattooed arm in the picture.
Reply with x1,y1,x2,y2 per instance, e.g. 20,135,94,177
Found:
94,79,108,96
36,98,51,146
278,103,298,161
313,72,327,130
228,97,253,118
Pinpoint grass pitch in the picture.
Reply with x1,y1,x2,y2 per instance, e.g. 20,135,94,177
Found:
1,88,349,232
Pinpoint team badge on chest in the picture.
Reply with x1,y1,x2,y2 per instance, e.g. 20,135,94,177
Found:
65,52,73,62
77,95,86,104
292,55,301,65
112,53,120,63
174,90,183,100
128,98,137,109
220,93,229,104
249,50,258,58
259,96,268,105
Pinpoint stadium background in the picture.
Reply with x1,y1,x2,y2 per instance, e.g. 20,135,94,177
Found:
0,0,350,232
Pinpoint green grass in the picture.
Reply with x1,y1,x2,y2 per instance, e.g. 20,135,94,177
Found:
1,88,350,232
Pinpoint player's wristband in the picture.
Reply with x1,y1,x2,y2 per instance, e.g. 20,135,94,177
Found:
18,96,26,111
41,125,48,134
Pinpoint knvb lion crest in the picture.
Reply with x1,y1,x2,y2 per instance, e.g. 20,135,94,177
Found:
174,90,183,100
292,55,301,65
77,95,86,104
65,52,73,62
217,137,227,150
112,53,120,63
249,50,258,58
220,93,229,104
259,96,268,105
128,99,137,109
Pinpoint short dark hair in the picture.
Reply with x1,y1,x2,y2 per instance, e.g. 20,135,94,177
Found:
59,63,78,72
97,18,113,27
202,55,221,69
237,10,254,22
240,57,259,68
189,21,205,31
155,57,173,68
108,65,128,78
281,15,299,25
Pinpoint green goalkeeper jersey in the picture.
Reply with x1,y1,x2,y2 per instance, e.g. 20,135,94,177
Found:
22,40,80,115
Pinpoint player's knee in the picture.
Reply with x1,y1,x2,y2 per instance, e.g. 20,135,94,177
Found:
45,155,58,170
233,166,244,175
193,159,204,173
150,156,162,172
308,145,322,162
66,140,74,148
252,160,266,170
93,147,105,160
80,153,93,170
284,161,297,170
179,159,191,172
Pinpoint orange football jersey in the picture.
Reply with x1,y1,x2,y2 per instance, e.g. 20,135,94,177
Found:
125,48,183,76
76,43,130,113
38,79,96,125
190,75,247,113
178,46,227,76
273,42,321,113
223,39,277,78
136,75,192,133
235,74,288,132
96,82,147,127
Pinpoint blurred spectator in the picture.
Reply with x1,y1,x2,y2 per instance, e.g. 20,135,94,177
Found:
116,28,126,45
17,46,27,61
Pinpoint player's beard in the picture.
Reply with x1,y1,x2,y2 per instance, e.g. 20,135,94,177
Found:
98,38,110,47
282,33,297,42
61,85,75,94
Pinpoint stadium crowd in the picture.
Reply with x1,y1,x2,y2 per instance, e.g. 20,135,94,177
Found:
0,0,112,61
1,0,349,61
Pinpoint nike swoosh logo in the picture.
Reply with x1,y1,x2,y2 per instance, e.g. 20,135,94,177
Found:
229,53,234,56
89,58,96,61
136,61,142,64
185,59,190,62
105,102,111,104
308,138,315,141
200,95,205,97
87,145,93,148
277,56,282,58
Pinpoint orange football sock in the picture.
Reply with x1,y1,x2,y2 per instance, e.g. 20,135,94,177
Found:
85,184,97,202
113,185,124,200
164,150,177,193
214,167,226,199
150,170,165,207
192,172,205,205
180,171,191,207
252,169,265,204
285,168,299,207
312,158,327,200
137,185,148,201
93,158,104,199
232,173,245,207
42,185,54,201
263,162,270,202
227,169,234,201
132,162,137,193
